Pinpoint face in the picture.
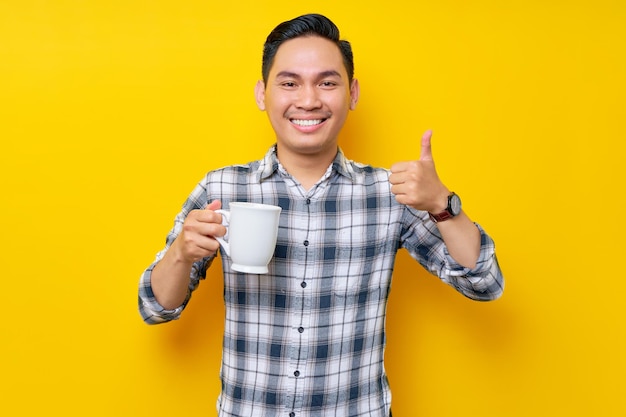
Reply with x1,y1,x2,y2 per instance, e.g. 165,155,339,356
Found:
255,36,359,160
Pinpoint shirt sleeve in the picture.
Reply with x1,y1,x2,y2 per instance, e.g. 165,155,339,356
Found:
402,208,505,301
137,179,215,324
138,256,213,324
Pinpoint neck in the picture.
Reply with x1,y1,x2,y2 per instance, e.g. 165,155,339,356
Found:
276,146,337,191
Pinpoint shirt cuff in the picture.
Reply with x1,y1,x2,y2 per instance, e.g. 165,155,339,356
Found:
441,223,496,277
137,261,186,324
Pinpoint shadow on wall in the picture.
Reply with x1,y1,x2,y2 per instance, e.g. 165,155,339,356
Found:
156,257,226,363
385,250,520,402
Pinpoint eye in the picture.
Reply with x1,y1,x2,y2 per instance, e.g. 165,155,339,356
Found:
281,81,297,88
320,81,337,88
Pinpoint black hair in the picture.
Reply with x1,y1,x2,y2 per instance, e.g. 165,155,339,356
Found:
261,14,354,84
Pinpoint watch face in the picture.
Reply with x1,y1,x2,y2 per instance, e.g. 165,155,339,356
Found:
450,194,462,216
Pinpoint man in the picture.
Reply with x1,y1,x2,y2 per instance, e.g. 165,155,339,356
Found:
139,13,504,417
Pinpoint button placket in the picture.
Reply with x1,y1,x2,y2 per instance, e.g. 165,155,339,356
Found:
286,195,316,413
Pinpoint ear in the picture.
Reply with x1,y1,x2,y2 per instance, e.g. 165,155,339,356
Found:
349,79,360,111
254,80,266,111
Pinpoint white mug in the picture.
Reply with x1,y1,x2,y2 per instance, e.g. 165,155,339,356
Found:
215,202,282,274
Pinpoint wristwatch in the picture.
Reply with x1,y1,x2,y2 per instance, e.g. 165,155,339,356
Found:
428,192,462,223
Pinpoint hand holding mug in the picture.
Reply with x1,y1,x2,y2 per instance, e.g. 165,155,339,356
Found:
172,200,227,264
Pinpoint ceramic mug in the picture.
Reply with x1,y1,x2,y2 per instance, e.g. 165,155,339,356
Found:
215,202,282,274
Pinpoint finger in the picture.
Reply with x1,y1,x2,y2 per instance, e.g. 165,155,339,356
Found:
388,172,402,186
206,199,222,211
204,200,226,236
192,202,222,224
390,161,411,174
200,200,223,223
186,212,226,239
420,130,433,162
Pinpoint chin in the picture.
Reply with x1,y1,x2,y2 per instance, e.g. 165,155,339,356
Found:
280,138,335,155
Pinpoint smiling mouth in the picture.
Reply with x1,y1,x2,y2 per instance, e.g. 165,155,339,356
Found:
290,119,326,127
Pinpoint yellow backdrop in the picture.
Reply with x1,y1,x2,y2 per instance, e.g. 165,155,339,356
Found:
1,1,624,416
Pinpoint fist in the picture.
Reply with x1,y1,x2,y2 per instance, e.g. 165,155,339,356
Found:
389,130,450,212
174,199,227,263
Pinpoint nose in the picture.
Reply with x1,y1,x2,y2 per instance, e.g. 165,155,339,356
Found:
295,85,322,110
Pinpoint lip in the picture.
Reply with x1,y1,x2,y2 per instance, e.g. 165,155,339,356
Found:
288,116,329,133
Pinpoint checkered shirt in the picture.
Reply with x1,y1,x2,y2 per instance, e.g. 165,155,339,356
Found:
138,146,504,417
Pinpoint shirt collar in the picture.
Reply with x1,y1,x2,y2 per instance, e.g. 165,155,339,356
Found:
257,145,281,181
256,145,357,183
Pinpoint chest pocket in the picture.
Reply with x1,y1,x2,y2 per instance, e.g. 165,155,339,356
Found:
331,239,392,296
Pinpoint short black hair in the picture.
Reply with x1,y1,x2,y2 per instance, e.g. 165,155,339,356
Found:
261,14,354,84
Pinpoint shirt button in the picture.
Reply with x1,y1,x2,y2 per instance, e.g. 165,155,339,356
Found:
294,370,300,377
300,281,307,288
303,240,309,246
298,327,304,333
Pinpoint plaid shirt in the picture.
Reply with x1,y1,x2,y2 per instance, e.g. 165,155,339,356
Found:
138,146,504,417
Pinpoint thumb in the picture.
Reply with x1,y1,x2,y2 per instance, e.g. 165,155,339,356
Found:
206,199,222,211
420,130,433,161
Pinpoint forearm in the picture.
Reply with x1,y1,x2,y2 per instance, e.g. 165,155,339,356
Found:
150,239,195,310
435,211,481,269
436,216,504,301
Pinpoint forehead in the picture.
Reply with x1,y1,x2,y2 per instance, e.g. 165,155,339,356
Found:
270,36,347,79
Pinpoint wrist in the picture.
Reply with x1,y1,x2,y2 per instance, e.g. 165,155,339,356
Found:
428,192,462,223
429,195,449,213
169,237,198,266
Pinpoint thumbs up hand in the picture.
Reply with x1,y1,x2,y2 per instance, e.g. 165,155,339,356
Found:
389,130,451,213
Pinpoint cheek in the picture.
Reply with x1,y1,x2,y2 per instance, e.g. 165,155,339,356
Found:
265,96,290,116
329,92,352,111
265,103,289,130
330,98,351,120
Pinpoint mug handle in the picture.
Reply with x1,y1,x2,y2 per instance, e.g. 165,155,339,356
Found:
213,209,231,256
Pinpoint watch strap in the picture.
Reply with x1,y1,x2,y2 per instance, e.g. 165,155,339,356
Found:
429,210,454,223
428,192,460,223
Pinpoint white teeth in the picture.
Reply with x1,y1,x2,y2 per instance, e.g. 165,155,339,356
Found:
291,119,323,127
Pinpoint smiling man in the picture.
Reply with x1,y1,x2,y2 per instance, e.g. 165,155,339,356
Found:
138,13,504,417
254,34,359,190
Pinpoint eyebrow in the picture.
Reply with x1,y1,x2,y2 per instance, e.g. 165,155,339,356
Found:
275,70,343,80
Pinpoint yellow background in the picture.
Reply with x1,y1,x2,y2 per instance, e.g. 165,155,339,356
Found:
1,1,624,416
